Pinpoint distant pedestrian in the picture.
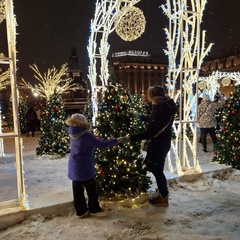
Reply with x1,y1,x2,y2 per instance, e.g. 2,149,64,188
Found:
197,94,224,152
26,106,37,137
35,107,41,131
197,97,203,143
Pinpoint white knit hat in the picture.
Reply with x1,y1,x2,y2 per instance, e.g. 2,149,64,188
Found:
202,94,210,101
71,113,87,123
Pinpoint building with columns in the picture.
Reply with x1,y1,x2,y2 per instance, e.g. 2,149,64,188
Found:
110,50,168,100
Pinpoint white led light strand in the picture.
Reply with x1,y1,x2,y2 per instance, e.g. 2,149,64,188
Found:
198,71,240,99
0,0,28,210
162,0,213,175
87,0,141,125
22,63,74,100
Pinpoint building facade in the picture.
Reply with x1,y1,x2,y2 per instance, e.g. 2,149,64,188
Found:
110,50,168,100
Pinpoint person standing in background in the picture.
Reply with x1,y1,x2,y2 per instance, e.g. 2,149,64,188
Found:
197,94,224,152
26,106,37,137
35,107,41,131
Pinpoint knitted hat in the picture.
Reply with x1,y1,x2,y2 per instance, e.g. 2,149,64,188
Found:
202,94,210,101
65,113,90,129
71,113,87,123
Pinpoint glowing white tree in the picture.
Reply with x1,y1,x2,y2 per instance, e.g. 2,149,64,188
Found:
0,69,10,90
161,0,213,174
22,63,74,100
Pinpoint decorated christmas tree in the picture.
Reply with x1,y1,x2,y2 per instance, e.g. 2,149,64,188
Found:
94,83,151,198
213,85,240,169
36,93,69,157
18,95,28,134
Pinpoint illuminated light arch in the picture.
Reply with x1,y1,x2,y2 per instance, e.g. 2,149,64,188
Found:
87,0,141,125
161,0,212,175
0,0,28,210
88,0,212,175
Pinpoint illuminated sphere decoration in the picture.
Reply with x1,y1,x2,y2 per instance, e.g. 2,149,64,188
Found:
115,5,146,42
198,81,206,90
222,77,231,86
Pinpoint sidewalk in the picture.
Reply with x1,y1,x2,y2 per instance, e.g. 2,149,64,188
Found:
0,132,232,230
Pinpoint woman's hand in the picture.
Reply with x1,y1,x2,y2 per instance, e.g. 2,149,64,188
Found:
117,136,130,144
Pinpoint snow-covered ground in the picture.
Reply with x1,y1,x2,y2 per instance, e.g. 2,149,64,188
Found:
0,133,240,239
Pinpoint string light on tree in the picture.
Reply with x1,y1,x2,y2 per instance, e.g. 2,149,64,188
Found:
93,81,151,198
0,69,10,90
213,84,240,169
22,63,74,100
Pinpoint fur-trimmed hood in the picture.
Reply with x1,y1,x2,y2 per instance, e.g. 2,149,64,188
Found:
65,115,91,139
65,117,90,129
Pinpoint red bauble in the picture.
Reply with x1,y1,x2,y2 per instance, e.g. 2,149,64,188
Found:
231,109,235,114
213,152,217,156
114,105,120,111
233,156,237,161
99,169,105,175
56,106,59,111
222,127,226,131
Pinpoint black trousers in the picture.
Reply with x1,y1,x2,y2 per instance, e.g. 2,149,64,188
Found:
146,142,170,197
72,178,101,216
200,128,217,150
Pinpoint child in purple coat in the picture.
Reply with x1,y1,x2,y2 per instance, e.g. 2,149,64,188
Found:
66,113,125,218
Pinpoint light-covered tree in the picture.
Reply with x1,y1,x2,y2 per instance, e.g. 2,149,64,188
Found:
22,64,74,157
22,63,74,100
0,69,10,90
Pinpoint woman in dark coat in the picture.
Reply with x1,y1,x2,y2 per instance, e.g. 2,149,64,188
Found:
127,86,177,206
26,106,37,137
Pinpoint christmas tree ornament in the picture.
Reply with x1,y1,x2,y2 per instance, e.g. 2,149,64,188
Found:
115,5,146,41
222,77,231,86
198,81,206,90
114,105,120,111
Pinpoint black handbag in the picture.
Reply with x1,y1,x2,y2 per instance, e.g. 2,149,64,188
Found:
141,116,173,152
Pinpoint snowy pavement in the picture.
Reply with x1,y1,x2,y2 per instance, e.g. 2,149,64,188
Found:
0,131,233,231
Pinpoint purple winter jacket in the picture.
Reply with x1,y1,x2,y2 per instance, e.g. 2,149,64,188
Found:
68,126,118,181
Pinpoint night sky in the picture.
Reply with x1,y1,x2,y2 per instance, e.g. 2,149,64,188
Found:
1,0,240,83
